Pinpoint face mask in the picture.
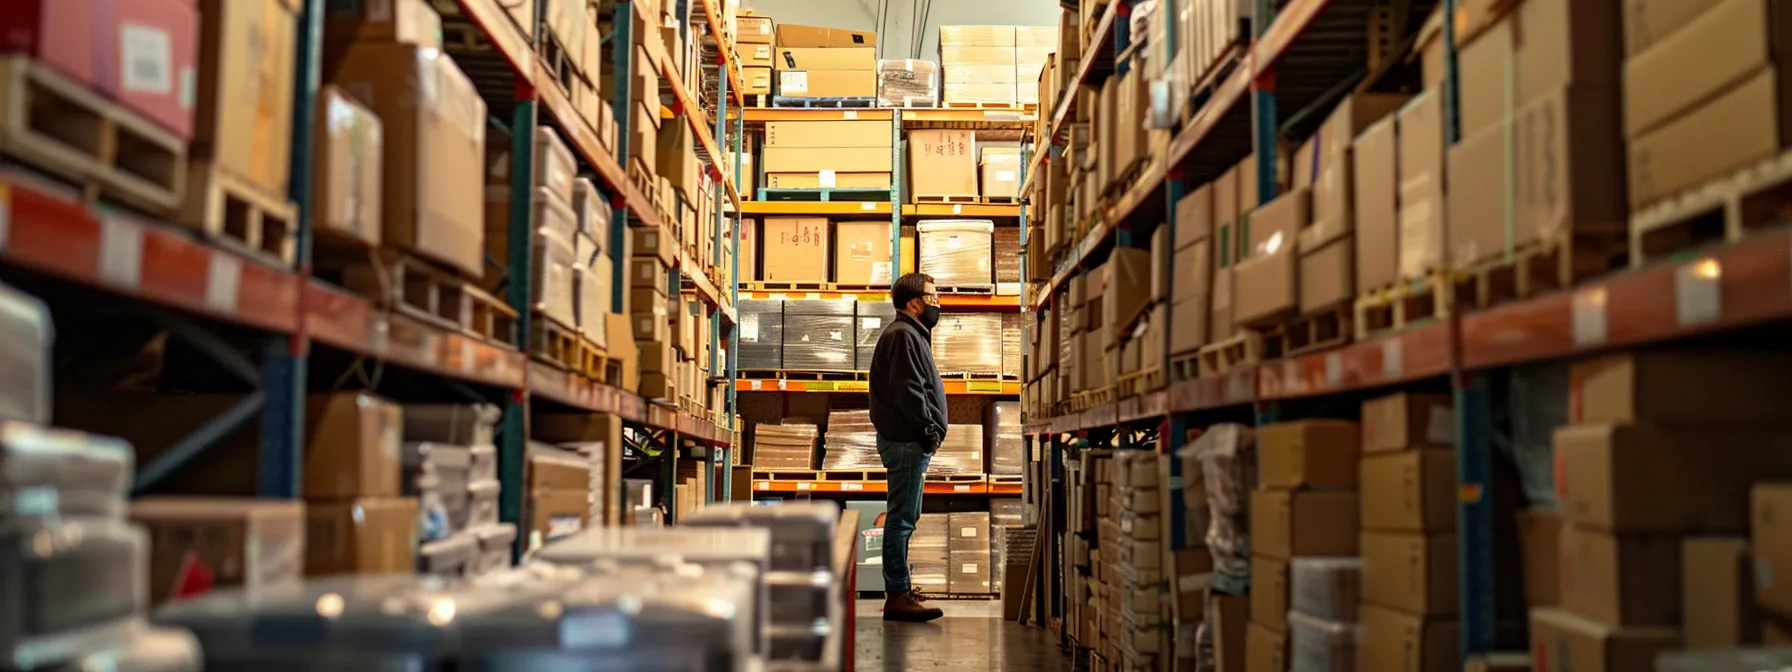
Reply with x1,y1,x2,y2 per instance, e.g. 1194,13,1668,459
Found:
919,304,940,329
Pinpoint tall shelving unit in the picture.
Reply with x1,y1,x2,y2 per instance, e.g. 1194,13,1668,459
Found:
0,0,747,545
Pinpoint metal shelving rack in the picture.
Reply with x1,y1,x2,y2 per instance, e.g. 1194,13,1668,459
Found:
0,0,745,545
1016,0,1792,660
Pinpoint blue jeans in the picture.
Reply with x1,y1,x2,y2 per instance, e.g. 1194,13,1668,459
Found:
877,437,932,593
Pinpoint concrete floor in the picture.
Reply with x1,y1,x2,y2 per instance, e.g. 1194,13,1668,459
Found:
854,598,1074,671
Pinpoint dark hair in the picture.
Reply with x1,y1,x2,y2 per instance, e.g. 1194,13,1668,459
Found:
892,273,934,309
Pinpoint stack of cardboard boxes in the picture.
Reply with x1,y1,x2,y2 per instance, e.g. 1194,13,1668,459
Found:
629,226,676,401
1356,393,1462,672
1066,450,1112,649
908,128,977,199
949,512,995,595
938,25,1059,106
1248,420,1360,672
735,12,775,96
766,115,894,190
1111,451,1170,668
536,412,628,528
1533,350,1792,669
773,24,878,99
1095,66,1156,194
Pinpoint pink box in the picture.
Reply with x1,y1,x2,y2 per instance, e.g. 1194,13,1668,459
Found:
0,0,100,88
96,0,199,140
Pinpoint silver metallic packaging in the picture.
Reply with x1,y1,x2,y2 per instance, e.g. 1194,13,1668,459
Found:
0,282,50,425
916,220,995,288
988,401,1022,478
0,421,133,518
780,300,855,372
738,300,785,370
1,517,148,669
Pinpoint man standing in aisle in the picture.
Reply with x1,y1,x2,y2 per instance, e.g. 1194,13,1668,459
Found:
869,272,949,623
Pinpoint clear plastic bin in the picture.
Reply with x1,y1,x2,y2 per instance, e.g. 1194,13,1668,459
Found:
681,501,839,572
0,517,146,654
0,421,133,518
1290,557,1361,622
1287,610,1358,672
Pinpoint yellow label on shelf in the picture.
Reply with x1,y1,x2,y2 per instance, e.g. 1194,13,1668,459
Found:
835,381,870,392
806,381,837,391
966,381,1003,394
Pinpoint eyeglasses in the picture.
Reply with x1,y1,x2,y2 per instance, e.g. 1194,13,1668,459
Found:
921,292,941,306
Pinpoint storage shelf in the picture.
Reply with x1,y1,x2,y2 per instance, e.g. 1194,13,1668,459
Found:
680,249,736,321
752,478,1010,495
734,109,897,123
740,201,894,216
1018,0,1119,198
644,15,741,209
737,378,1020,395
692,0,745,108
900,108,1037,130
738,289,1019,310
902,203,1022,218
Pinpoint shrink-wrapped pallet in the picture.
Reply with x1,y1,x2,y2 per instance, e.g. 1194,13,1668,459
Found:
1,421,133,518
781,300,855,372
821,409,882,471
877,59,940,107
752,422,819,471
1,516,146,656
854,301,897,369
1177,423,1256,592
0,282,51,424
1001,313,1023,379
928,424,985,478
738,299,785,370
992,226,1022,283
916,220,994,288
910,514,950,593
1290,557,1361,622
934,313,1003,375
988,401,1022,477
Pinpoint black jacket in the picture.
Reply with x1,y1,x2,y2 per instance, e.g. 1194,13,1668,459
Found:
868,312,948,451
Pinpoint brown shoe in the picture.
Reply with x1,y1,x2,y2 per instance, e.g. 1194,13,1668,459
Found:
883,588,945,622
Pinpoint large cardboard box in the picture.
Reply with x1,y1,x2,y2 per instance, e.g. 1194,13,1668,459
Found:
776,69,877,98
304,497,418,576
761,217,831,282
1361,392,1455,453
834,222,914,286
1560,522,1681,626
1516,86,1627,251
742,66,772,95
1528,607,1680,672
908,129,977,197
1682,536,1761,649
303,392,404,499
1357,604,1460,672
1175,185,1215,249
1554,423,1792,532
314,87,383,245
1753,483,1792,614
1360,450,1457,532
1296,224,1352,314
764,119,892,148
1250,489,1359,559
1361,531,1459,615
332,43,486,276
526,489,588,546
1354,117,1400,291
1232,246,1296,327
772,47,876,71
134,498,305,604
1513,0,1623,107
1251,555,1291,632
1210,266,1236,343
1211,591,1251,672
1171,239,1212,355
1103,247,1153,332
1568,350,1792,424
1629,65,1785,207
1396,92,1445,281
737,41,774,67
1517,508,1563,607
763,147,890,173
1257,420,1361,489
1246,621,1288,672
1622,0,1717,56
1623,0,1791,139
1445,117,1513,268
195,0,298,196
775,24,876,48
736,14,774,44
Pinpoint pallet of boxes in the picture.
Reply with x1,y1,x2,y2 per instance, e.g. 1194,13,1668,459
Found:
1065,449,1112,653
735,12,775,102
1176,424,1254,672
629,226,680,402
770,24,879,105
761,107,894,199
1194,154,1258,378
1240,420,1362,672
401,403,517,577
1094,54,1159,201
1110,451,1171,670
1109,233,1164,398
536,411,628,527
937,25,1059,109
1355,393,1462,672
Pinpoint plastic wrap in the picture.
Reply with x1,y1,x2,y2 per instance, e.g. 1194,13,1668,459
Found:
681,500,840,573
1507,362,1568,508
1286,610,1357,672
530,193,580,327
467,480,500,529
876,59,940,107
766,569,836,630
756,422,820,470
153,575,532,669
909,515,949,593
781,300,855,372
571,178,612,246
821,409,881,471
0,421,133,518
934,314,1003,375
45,624,203,672
0,282,51,424
928,424,984,477
853,301,897,370
988,401,1022,477
1,517,146,655
992,226,1021,283
916,220,995,288
1290,557,1361,622
990,499,1024,527
738,300,785,370
1001,313,1023,379
1656,649,1792,672
401,403,499,446
1177,424,1256,591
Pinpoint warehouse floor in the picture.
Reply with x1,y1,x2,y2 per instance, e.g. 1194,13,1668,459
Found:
855,599,1074,671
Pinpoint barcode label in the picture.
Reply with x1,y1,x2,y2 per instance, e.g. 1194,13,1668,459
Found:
204,254,241,314
120,24,173,94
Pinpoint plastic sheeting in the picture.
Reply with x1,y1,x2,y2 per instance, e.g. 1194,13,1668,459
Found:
1002,313,1023,379
821,409,882,471
934,313,1003,375
738,299,785,370
928,424,984,477
992,226,1021,283
1178,424,1256,593
781,300,855,372
753,422,819,470
917,220,994,288
988,401,1022,477
854,301,897,370
877,59,939,107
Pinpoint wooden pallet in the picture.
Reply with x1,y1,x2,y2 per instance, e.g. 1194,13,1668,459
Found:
1103,158,1149,200
329,251,519,344
1353,272,1452,340
756,186,891,202
819,469,888,481
738,369,868,381
753,469,823,481
529,316,588,371
178,161,297,267
939,100,1038,112
940,371,1007,381
917,592,1001,600
1070,385,1117,411
1259,305,1352,360
1451,234,1627,311
914,194,981,204
742,281,829,292
1631,148,1792,268
1169,351,1201,382
0,55,185,215
983,195,1020,204
936,284,995,295
924,473,987,483
770,96,878,108
1196,332,1263,377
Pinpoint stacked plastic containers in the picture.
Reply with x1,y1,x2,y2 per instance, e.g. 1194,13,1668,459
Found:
682,501,842,666
402,402,514,578
1287,558,1362,672
1,421,202,670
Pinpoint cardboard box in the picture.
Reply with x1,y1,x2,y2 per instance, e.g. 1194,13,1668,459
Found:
1397,92,1445,280
834,222,913,285
1457,18,1514,140
1246,622,1288,672
737,41,774,67
1361,392,1455,453
1754,483,1792,614
303,392,404,499
1629,66,1782,207
1256,420,1361,490
1361,531,1458,615
776,69,878,98
1517,508,1563,607
1170,240,1212,355
1446,117,1514,267
526,489,588,545
980,150,1022,200
1296,227,1353,313
195,0,298,195
1175,185,1215,249
736,14,773,44
1251,555,1291,632
1353,117,1400,291
1515,86,1628,252
1211,591,1251,672
772,47,876,71
742,66,772,94
908,129,977,197
304,497,418,576
1250,489,1359,559
1360,450,1457,532
134,498,305,604
1568,350,1792,424
332,43,486,276
775,24,876,48
1357,604,1460,672
1528,607,1681,672
764,119,892,148
1554,423,1792,532
763,146,891,173
1246,187,1311,255
1681,536,1761,649
1560,522,1681,626
1625,0,1790,138
1513,0,1623,107
1232,245,1296,327
1210,266,1236,343
1622,0,1718,56
1104,247,1154,332
766,172,891,189
761,216,830,282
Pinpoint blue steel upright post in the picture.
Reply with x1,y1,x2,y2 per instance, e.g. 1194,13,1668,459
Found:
261,0,324,498
500,0,544,553
711,40,730,503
